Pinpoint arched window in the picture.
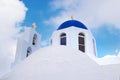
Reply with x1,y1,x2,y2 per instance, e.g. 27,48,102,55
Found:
78,33,85,52
50,39,52,45
93,39,96,56
32,34,37,45
60,33,66,45
26,47,32,57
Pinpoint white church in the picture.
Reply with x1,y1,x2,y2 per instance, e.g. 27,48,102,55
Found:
1,19,120,80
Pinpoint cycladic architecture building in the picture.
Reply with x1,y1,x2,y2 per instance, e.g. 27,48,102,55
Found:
14,23,41,65
51,19,97,58
1,19,120,80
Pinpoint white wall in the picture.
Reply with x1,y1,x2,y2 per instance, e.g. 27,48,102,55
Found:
51,27,97,58
13,27,41,66
2,46,119,80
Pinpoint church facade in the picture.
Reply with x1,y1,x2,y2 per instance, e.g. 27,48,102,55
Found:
14,19,97,65
1,19,120,80
51,20,97,58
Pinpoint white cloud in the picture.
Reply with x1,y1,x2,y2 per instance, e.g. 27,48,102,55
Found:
116,50,120,56
48,0,120,29
0,0,27,75
117,51,120,57
97,51,120,65
97,55,120,65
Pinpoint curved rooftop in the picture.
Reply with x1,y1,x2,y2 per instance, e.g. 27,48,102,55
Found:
57,20,88,30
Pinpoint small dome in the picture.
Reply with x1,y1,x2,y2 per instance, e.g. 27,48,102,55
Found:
57,20,88,30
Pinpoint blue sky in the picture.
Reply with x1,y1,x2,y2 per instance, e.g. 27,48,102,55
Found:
20,0,120,58
22,0,56,45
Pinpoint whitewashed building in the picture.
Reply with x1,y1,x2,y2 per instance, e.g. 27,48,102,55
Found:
51,20,97,58
1,19,120,80
13,25,41,65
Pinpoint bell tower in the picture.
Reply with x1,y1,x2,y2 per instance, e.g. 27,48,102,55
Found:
13,23,41,65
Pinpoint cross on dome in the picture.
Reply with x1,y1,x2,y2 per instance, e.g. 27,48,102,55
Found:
71,16,74,20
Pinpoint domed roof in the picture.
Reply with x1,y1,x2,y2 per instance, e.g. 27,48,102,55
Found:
57,20,88,30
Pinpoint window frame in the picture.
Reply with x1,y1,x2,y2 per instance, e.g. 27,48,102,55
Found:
78,33,85,52
93,39,96,56
60,33,67,45
26,47,32,57
32,34,37,45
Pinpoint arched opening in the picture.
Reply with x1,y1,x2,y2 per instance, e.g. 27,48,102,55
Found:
51,39,52,45
60,33,66,45
32,34,37,45
26,47,32,57
93,39,96,56
78,33,85,52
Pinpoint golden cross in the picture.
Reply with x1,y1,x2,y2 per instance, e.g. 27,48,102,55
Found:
71,16,74,20
32,22,37,29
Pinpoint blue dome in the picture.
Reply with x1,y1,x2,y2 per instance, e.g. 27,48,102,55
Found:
57,20,88,30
